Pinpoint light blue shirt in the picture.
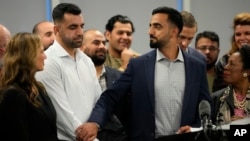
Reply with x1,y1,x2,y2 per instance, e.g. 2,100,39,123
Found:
36,41,102,140
154,48,185,137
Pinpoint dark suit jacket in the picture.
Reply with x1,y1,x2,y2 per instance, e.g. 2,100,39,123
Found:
105,66,122,89
188,47,206,63
97,66,128,141
89,49,211,141
0,85,59,141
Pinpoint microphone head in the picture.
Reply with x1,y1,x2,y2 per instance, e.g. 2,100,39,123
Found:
199,100,211,120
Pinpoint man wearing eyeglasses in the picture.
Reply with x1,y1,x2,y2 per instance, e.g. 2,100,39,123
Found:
195,31,220,94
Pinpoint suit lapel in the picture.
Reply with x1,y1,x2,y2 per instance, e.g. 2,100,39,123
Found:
144,50,157,109
182,51,194,113
105,67,114,88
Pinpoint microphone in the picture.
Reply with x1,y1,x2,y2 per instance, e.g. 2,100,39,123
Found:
199,100,211,129
196,101,228,141
198,100,215,141
199,100,211,126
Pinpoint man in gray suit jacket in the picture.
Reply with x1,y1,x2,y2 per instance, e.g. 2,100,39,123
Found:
77,7,211,141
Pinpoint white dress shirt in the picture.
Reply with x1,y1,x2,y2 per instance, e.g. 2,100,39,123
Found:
36,41,102,140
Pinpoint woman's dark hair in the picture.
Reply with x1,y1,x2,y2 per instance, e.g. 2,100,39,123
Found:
239,45,250,70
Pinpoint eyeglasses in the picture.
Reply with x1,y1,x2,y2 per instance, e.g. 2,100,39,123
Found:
196,46,218,52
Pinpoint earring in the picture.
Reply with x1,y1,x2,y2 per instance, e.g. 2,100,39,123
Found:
243,72,248,78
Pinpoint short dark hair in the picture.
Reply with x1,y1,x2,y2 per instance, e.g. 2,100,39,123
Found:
52,3,81,23
152,6,183,34
239,45,250,70
195,31,220,47
105,14,135,32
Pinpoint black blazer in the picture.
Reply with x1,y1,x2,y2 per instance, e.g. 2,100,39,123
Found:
97,66,128,141
0,85,59,141
105,66,122,89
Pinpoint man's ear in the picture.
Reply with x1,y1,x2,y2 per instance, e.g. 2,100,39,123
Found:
54,25,59,34
104,30,110,42
169,24,179,39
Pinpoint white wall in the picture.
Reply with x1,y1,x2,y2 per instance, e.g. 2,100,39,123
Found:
0,0,46,34
1,0,250,59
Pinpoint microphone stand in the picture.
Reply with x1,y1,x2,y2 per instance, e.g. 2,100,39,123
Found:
203,119,213,141
203,114,228,141
214,115,228,141
194,117,212,141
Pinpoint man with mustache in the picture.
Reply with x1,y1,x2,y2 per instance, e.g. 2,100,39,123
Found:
77,6,211,141
35,3,101,140
195,31,220,94
104,14,139,72
81,29,127,141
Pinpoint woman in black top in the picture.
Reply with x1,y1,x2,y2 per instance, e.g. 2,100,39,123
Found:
0,32,59,141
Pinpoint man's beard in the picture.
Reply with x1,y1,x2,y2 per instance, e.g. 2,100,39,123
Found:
207,59,217,70
44,41,54,51
61,34,83,48
91,55,106,66
150,35,166,49
150,40,162,49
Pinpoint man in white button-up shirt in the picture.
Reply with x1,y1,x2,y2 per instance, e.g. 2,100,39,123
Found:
35,3,101,140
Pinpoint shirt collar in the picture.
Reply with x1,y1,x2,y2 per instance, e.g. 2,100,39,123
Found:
50,40,84,60
98,66,106,79
156,47,184,62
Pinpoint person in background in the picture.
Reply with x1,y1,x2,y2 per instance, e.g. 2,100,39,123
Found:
104,14,139,72
212,45,250,125
35,3,101,140
0,32,59,141
0,24,11,74
178,11,206,63
195,31,220,94
81,29,127,141
215,12,250,92
77,6,211,141
32,21,55,50
81,29,122,91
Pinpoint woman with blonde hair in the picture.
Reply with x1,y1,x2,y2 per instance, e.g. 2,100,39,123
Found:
0,32,59,141
214,12,250,92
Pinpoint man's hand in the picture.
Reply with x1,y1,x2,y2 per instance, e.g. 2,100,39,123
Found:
120,48,139,71
176,125,191,134
75,122,99,141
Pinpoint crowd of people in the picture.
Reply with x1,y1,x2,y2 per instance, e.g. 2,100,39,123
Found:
0,2,250,141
